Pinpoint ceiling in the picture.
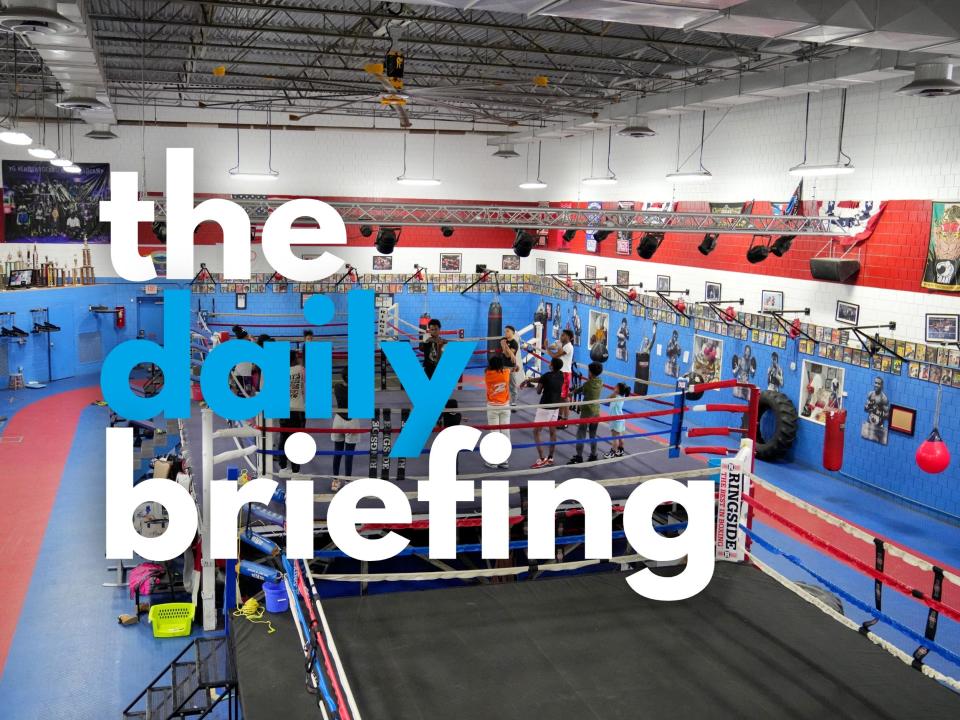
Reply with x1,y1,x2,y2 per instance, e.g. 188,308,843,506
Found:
2,1,960,131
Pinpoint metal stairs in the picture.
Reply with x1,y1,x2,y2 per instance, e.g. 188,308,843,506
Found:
122,636,237,719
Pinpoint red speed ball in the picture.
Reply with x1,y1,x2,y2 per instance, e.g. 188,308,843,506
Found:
594,284,602,299
916,429,951,474
565,277,574,288
675,298,686,314
628,287,638,301
724,306,736,322
790,318,802,339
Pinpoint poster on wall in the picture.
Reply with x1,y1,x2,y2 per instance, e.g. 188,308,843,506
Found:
634,321,658,395
731,345,758,398
692,335,723,383
585,201,602,253
2,160,110,242
922,202,960,291
615,317,629,361
861,376,890,445
588,309,609,362
616,201,634,254
571,305,583,345
664,329,682,377
799,360,844,424
552,303,563,341
766,351,785,392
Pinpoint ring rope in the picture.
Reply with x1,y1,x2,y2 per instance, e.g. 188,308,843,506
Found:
742,525,960,669
751,476,960,588
747,554,960,692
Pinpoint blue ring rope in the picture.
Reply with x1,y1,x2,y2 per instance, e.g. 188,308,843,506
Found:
741,525,960,669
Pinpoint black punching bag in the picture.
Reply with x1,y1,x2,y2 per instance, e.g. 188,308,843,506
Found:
487,301,502,357
634,351,650,396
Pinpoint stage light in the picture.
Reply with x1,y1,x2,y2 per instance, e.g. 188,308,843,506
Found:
359,225,373,238
562,229,577,243
637,232,664,259
747,236,771,264
513,229,535,257
375,227,399,254
593,229,612,242
698,233,718,255
441,226,454,238
770,235,795,257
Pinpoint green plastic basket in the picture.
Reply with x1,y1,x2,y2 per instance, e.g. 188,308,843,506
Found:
148,602,195,638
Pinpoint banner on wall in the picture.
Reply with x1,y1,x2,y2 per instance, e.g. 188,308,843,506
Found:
922,201,960,291
2,160,110,243
616,201,634,255
709,201,751,229
585,201,602,253
818,200,885,245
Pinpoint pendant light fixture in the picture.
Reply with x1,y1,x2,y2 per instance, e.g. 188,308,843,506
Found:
27,76,55,158
49,91,72,166
519,141,547,189
789,90,854,177
0,34,33,146
582,127,617,186
666,110,712,183
61,118,80,173
397,131,441,186
228,108,280,181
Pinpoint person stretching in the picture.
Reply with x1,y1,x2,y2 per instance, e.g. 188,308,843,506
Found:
603,383,630,458
331,369,360,491
569,362,603,464
531,357,564,468
548,329,575,428
484,355,511,469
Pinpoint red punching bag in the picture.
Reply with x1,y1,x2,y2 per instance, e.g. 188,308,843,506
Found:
823,408,846,471
916,428,950,474
418,312,431,341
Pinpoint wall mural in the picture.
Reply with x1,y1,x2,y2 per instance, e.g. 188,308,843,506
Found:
799,360,844,424
766,351,785,392
664,329,682,378
588,309,610,362
615,317,630,361
731,344,758,399
923,202,960,291
692,335,723,384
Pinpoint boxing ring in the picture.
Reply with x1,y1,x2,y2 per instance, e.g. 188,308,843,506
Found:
182,311,960,718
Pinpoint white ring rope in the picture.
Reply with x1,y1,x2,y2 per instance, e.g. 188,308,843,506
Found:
747,554,960,692
751,476,960,589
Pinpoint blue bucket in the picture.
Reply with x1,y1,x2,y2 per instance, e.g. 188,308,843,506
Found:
262,579,289,613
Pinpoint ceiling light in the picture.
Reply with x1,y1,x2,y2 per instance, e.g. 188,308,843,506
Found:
359,225,374,238
747,236,771,264
582,175,618,186
375,227,399,255
770,235,795,257
519,180,547,189
50,156,73,167
396,176,441,186
493,142,520,159
789,89,855,177
27,145,56,159
562,229,577,242
666,170,712,183
667,110,711,184
698,233,718,255
440,226,454,238
519,141,547,189
62,164,82,174
228,169,279,181
0,127,33,146
592,229,612,242
897,63,960,98
788,163,854,177
513,229,535,257
637,232,664,259
397,131,442,186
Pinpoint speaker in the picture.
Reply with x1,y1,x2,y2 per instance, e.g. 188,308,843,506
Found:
809,258,861,283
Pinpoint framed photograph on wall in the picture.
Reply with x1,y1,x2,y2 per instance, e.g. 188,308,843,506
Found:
889,404,917,436
301,293,313,308
836,300,859,325
616,269,629,287
705,281,721,303
440,253,462,273
372,255,393,271
585,265,597,280
925,313,959,344
502,255,521,271
557,261,569,276
657,275,671,292
235,292,247,310
798,360,845,425
536,257,546,275
761,290,783,312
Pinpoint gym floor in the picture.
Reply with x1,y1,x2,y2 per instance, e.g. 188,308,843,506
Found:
0,375,957,718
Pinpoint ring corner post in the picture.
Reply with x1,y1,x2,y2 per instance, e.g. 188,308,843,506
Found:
669,376,686,459
200,406,218,631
